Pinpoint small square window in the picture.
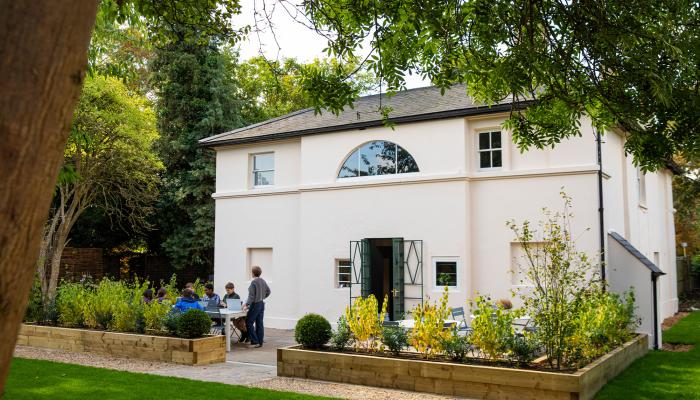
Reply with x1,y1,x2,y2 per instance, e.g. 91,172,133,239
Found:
252,153,274,187
477,131,502,169
335,259,351,288
433,258,459,288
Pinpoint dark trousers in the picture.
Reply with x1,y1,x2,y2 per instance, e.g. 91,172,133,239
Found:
246,301,265,345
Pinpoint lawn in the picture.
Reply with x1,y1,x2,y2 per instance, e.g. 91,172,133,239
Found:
5,358,332,400
596,311,700,399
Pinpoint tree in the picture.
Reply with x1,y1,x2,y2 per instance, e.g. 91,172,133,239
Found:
674,160,700,255
0,0,242,392
151,39,245,274
38,75,161,303
296,0,700,171
235,56,377,123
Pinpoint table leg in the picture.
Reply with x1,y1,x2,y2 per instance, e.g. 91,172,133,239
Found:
225,314,231,352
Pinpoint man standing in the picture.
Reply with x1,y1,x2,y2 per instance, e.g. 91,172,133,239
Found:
244,266,271,348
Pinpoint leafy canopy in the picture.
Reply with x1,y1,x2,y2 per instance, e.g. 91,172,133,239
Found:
301,0,700,170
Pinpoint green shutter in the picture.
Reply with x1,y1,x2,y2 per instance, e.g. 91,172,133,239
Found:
360,239,371,298
392,238,405,320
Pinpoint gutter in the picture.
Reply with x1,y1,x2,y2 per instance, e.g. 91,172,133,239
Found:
596,128,606,283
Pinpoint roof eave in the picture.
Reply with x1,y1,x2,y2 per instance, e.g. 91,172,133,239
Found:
199,102,522,148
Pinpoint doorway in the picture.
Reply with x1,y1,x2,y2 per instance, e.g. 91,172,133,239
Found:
368,238,394,318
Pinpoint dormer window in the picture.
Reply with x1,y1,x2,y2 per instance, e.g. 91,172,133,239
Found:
338,141,419,178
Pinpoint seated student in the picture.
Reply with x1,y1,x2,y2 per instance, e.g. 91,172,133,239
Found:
156,287,168,303
222,282,248,343
174,288,205,312
184,282,200,300
142,288,154,304
203,283,221,306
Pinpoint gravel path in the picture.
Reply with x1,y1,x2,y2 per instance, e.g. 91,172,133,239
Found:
14,346,461,399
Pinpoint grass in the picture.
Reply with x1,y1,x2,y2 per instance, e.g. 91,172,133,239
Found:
596,311,700,399
5,358,332,400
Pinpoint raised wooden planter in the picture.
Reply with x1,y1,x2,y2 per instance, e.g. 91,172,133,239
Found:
278,334,648,400
18,324,225,365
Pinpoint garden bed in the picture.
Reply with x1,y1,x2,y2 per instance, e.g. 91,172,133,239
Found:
17,324,225,365
277,334,648,400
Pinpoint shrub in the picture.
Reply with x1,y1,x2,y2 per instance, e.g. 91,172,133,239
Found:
295,313,332,349
164,309,182,335
507,334,540,366
345,294,387,352
470,295,519,360
176,309,211,338
381,326,408,355
441,331,472,362
143,300,172,333
410,287,452,358
83,279,124,329
55,282,89,327
24,274,45,323
330,315,353,351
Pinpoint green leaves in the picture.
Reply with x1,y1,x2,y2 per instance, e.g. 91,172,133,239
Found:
301,0,700,170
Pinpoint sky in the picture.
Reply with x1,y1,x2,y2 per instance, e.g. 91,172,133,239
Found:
231,0,430,89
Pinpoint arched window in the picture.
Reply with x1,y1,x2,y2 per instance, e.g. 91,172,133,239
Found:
338,141,419,178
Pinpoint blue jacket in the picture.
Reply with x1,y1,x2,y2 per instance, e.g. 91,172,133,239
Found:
174,297,205,312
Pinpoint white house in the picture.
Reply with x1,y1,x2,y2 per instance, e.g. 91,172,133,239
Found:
200,85,677,347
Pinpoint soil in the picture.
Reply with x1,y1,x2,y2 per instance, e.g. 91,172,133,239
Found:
661,343,694,352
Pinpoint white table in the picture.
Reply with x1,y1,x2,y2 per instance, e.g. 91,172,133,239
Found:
207,309,247,352
397,319,459,329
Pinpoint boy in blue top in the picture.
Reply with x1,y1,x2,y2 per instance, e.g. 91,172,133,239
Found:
174,288,205,312
203,283,221,305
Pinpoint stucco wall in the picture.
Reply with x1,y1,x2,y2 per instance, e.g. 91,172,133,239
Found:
211,113,677,329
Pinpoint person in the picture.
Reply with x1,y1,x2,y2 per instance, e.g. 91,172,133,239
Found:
174,288,205,312
203,283,221,305
156,287,168,303
222,282,248,343
244,266,270,348
142,288,153,304
184,282,200,300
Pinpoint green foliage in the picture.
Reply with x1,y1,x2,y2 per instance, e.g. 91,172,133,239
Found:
143,300,172,333
301,0,700,170
410,287,452,358
55,283,89,328
440,332,472,362
345,295,387,352
381,326,409,356
295,314,333,349
507,335,540,367
566,290,637,366
469,295,520,361
151,37,245,273
235,56,376,123
175,309,211,339
509,192,635,369
330,315,353,351
24,275,45,323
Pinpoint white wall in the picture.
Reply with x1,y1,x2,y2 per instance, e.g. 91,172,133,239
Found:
212,113,677,329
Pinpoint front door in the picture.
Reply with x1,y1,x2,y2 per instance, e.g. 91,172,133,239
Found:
350,238,405,320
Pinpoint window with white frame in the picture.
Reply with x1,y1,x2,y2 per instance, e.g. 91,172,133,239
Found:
478,131,502,169
433,257,459,288
637,167,647,206
252,153,274,187
335,259,351,288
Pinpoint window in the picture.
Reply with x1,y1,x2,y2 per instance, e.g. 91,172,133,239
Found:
252,153,274,187
335,259,351,288
433,257,459,288
478,131,502,169
637,167,646,206
338,141,419,178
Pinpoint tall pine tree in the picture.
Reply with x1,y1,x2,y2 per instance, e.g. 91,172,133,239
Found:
151,39,244,275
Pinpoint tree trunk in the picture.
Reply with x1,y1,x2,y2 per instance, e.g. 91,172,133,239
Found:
0,0,98,394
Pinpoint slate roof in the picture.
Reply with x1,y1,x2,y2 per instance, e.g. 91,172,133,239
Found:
609,231,665,277
199,84,515,147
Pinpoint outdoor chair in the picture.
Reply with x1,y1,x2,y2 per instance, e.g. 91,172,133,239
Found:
451,307,472,335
